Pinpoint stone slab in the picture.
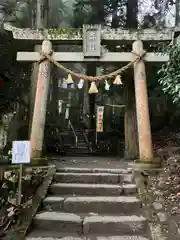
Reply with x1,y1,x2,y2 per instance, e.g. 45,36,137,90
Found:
50,183,129,196
26,237,82,240
55,172,133,184
26,230,83,239
26,236,149,240
119,174,134,183
55,172,119,184
123,184,137,194
95,237,149,240
43,196,141,214
83,215,148,235
50,183,137,196
64,196,140,214
54,157,132,170
57,167,132,174
43,197,65,211
34,212,82,233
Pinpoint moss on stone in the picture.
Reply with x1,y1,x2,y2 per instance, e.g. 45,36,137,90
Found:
46,28,82,39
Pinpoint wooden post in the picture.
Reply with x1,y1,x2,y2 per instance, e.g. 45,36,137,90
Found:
17,164,23,205
30,40,52,161
132,40,154,163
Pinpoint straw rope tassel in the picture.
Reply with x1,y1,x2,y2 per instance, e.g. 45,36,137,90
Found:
66,73,74,84
89,81,98,94
113,75,123,85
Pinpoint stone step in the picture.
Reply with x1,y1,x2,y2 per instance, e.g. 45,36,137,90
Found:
83,215,148,235
43,196,141,214
65,152,90,157
34,212,82,234
77,146,89,149
64,145,88,149
65,151,90,155
63,149,90,157
77,145,89,148
74,146,89,149
64,147,89,151
54,172,133,184
64,148,89,152
33,212,148,235
78,140,87,142
78,144,88,147
26,231,149,240
49,183,136,196
57,167,133,174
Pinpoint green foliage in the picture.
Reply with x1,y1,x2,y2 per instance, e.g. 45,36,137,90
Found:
3,0,31,27
72,0,127,27
72,0,93,27
158,43,180,104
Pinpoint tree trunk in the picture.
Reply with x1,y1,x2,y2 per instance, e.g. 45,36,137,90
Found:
88,0,105,25
36,0,49,28
31,0,36,29
176,0,180,27
50,64,59,118
123,0,139,160
126,0,138,28
124,77,138,159
111,0,119,28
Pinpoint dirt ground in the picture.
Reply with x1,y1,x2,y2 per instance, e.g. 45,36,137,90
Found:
150,124,180,236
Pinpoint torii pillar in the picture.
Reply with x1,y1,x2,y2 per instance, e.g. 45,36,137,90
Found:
132,40,161,168
30,40,52,164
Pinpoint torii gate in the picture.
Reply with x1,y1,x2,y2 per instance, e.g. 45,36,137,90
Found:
5,24,175,167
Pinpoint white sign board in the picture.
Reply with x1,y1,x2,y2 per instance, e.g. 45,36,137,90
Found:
12,141,30,164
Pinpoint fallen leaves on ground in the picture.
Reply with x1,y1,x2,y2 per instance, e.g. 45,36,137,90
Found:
151,123,180,227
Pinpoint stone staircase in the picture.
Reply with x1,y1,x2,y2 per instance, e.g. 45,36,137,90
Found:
26,166,151,239
63,129,91,156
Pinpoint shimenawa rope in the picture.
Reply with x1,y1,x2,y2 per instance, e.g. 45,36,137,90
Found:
39,50,146,81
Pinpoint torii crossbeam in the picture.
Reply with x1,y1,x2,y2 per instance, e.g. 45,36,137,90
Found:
17,52,169,62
